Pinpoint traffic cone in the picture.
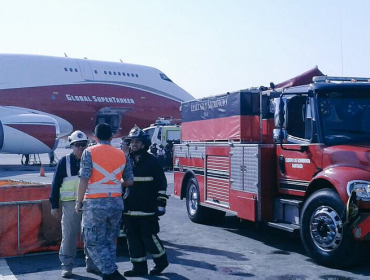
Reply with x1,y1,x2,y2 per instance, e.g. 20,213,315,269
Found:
39,164,46,177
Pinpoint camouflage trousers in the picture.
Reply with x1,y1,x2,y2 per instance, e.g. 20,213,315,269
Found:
82,200,122,275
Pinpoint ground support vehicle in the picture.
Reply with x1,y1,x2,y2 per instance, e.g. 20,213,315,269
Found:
143,117,181,146
173,76,370,268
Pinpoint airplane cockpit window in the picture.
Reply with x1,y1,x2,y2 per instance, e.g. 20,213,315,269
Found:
160,73,173,82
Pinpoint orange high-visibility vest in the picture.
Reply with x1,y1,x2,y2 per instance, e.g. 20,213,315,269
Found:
85,144,126,199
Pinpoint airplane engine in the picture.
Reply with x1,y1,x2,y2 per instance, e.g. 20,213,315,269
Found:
0,114,60,154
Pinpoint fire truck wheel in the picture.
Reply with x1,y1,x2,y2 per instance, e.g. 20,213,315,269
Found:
300,188,359,268
186,177,208,224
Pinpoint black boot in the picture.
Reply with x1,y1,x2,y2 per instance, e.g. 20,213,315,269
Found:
150,254,169,275
123,262,148,277
102,270,126,280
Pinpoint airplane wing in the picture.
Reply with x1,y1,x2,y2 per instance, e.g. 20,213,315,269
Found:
0,106,63,154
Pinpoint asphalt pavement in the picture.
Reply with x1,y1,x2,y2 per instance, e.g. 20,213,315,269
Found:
1,149,370,280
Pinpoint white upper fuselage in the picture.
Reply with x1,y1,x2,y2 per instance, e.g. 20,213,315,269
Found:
0,54,193,102
0,54,193,155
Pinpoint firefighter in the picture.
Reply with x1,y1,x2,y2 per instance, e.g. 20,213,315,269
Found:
76,123,133,280
123,125,169,277
49,130,99,278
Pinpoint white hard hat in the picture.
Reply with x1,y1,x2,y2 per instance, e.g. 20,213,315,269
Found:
68,130,88,145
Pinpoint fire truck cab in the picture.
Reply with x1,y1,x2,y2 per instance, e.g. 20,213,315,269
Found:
173,76,370,268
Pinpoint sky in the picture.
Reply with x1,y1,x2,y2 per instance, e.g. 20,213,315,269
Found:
1,0,370,99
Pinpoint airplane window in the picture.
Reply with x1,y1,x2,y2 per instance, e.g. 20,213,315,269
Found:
127,73,130,76
104,71,107,74
122,73,126,76
109,71,112,75
118,72,121,76
74,69,78,72
136,74,139,78
113,72,116,75
94,70,98,74
64,68,68,71
69,68,73,72
131,73,134,77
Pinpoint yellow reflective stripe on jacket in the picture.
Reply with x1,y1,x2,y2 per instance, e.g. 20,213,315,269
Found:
60,155,79,201
131,257,147,263
133,176,153,182
60,176,79,201
124,211,156,216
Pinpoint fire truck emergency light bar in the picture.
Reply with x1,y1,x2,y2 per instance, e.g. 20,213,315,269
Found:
313,76,370,83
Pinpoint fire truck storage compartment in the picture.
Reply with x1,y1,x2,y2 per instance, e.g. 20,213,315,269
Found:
227,144,276,222
181,90,261,142
174,143,277,223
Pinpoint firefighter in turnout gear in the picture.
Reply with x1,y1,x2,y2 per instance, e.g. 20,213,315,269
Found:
49,130,99,278
76,123,133,280
123,125,169,277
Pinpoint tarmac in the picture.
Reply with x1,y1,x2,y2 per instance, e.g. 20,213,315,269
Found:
0,148,67,184
1,149,370,280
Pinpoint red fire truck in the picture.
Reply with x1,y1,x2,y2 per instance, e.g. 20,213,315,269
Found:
173,76,370,268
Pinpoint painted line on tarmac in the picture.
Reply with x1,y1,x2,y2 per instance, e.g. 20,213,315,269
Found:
0,259,17,280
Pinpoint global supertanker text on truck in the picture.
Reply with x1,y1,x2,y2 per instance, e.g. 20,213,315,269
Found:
173,76,370,268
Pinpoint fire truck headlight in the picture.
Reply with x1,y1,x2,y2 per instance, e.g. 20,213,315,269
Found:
347,180,370,201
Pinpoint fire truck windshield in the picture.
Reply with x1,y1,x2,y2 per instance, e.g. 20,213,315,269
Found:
318,90,370,145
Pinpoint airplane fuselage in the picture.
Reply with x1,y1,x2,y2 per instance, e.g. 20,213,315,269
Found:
0,54,193,154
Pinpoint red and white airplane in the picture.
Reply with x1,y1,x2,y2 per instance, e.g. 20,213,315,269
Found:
0,54,193,155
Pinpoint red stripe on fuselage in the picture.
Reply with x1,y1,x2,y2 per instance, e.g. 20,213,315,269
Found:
1,83,181,137
7,124,56,149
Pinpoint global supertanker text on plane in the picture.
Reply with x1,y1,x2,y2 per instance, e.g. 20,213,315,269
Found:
0,54,193,155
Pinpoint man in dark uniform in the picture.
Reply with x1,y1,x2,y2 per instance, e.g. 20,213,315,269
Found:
123,125,169,277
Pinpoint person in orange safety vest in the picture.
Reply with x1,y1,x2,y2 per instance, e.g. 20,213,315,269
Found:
75,123,133,280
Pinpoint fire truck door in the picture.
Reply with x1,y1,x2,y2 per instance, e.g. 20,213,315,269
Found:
205,146,231,207
277,96,323,195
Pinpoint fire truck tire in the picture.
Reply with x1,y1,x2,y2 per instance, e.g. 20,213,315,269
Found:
186,177,208,224
300,188,359,268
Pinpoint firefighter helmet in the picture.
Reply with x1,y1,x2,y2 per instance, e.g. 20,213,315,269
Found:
68,130,88,145
125,125,151,148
